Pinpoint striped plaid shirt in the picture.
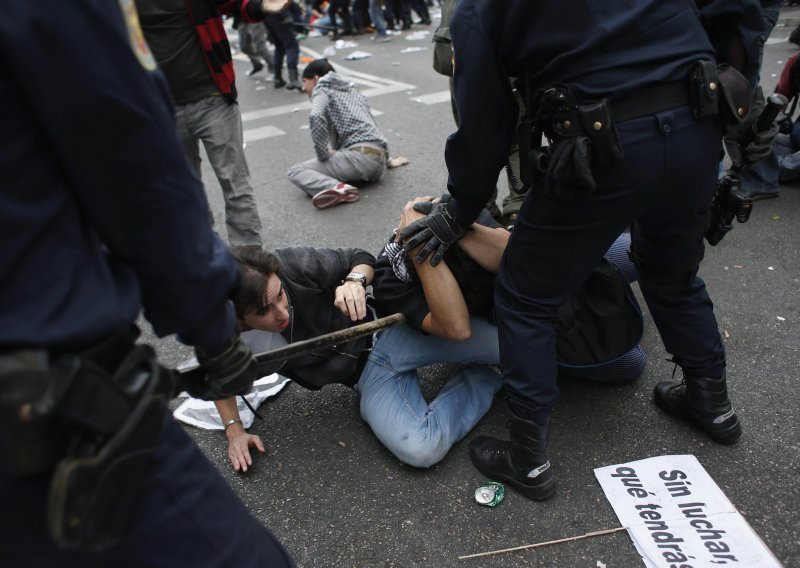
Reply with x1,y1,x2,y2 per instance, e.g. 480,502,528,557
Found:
309,72,388,161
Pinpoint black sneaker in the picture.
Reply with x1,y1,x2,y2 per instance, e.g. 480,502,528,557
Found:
247,61,264,76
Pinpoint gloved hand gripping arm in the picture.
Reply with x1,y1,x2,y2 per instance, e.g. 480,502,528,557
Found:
399,197,470,266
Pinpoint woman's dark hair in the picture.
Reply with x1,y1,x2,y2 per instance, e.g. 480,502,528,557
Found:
229,246,282,320
444,245,496,319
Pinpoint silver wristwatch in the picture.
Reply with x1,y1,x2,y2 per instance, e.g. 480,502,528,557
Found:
344,271,367,287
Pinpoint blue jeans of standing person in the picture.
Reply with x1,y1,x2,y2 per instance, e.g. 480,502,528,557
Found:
356,315,503,468
263,14,299,72
497,106,725,417
0,415,293,568
369,0,388,37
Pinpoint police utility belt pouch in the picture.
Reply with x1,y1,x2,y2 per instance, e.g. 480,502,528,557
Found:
431,0,457,76
688,60,719,119
663,61,749,124
535,86,624,198
715,64,751,125
533,65,729,198
48,343,173,551
432,25,453,76
0,350,67,476
1,326,173,551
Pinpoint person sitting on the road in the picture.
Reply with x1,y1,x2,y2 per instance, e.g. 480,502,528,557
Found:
214,213,505,470
287,59,389,209
214,197,646,472
214,203,512,465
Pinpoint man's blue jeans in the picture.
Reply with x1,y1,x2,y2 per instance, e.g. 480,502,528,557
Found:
368,0,388,37
356,234,647,469
356,316,503,468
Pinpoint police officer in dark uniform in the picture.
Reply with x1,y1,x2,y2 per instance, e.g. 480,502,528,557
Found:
0,3,293,566
401,1,767,500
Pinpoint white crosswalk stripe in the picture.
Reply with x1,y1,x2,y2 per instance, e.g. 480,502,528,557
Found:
767,36,790,45
410,90,450,105
243,125,286,143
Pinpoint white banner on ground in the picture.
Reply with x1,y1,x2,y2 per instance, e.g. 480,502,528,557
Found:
594,455,782,568
173,329,290,429
173,373,290,430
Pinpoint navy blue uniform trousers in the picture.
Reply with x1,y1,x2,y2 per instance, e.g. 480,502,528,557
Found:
496,106,726,412
0,415,293,568
264,14,299,71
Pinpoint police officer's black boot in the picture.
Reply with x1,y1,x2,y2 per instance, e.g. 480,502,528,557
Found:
468,411,556,501
653,371,741,444
285,68,302,91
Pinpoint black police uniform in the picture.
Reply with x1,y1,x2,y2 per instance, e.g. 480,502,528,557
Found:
0,3,292,566
438,0,765,497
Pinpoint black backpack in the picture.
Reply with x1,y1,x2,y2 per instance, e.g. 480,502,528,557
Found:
555,258,643,367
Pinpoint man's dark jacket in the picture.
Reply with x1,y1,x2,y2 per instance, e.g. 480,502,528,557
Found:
274,247,376,390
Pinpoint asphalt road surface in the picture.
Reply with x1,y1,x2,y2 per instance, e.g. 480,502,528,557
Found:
145,10,800,567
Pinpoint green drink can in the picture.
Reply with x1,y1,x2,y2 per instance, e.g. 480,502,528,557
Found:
474,482,505,507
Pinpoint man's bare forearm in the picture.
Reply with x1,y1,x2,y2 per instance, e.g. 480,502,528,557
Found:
457,224,510,273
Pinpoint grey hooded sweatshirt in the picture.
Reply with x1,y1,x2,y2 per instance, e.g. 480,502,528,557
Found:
309,72,388,161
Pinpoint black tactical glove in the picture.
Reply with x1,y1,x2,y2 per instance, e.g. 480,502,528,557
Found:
400,197,468,266
191,332,259,401
416,197,499,228
411,199,435,216
544,135,596,197
724,86,779,168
